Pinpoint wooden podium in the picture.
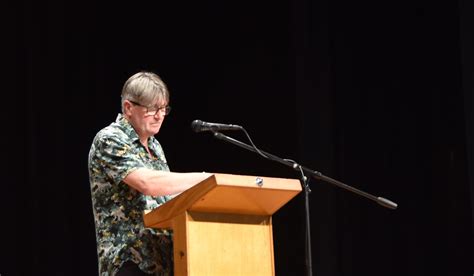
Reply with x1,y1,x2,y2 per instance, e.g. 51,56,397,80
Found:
143,173,302,275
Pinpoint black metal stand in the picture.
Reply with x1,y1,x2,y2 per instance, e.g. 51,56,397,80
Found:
211,131,398,276
298,167,313,276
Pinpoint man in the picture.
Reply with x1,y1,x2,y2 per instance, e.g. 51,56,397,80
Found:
88,71,210,275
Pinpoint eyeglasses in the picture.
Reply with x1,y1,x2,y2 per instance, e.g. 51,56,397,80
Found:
129,100,172,116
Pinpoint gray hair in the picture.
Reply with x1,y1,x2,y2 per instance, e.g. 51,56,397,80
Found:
121,71,170,112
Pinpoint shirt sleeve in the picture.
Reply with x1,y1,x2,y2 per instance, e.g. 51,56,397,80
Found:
94,134,146,185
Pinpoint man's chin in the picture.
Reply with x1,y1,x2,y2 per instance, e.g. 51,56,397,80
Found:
149,126,161,135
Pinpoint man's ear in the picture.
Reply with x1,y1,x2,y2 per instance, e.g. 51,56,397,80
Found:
123,100,133,116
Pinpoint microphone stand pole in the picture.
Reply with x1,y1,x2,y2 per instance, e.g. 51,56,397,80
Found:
212,132,398,276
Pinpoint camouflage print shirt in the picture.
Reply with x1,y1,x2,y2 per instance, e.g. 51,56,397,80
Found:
88,114,173,276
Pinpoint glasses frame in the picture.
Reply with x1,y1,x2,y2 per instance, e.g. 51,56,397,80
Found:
128,100,171,116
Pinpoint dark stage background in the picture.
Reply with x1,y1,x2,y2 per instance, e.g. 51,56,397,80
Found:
2,0,473,275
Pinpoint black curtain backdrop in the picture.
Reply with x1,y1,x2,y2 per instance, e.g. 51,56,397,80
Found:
2,0,473,275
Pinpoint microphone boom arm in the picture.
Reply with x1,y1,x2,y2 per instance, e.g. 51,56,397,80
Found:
213,132,397,209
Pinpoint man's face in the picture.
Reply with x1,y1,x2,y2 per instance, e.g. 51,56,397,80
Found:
125,99,169,141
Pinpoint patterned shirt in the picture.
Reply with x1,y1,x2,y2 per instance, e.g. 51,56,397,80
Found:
88,114,173,276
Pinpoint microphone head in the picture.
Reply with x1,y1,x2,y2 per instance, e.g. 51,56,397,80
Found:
191,120,203,132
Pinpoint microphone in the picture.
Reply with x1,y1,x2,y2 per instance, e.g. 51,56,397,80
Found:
191,120,242,132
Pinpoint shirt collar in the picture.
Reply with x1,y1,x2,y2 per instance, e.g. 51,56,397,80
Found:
115,113,140,143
